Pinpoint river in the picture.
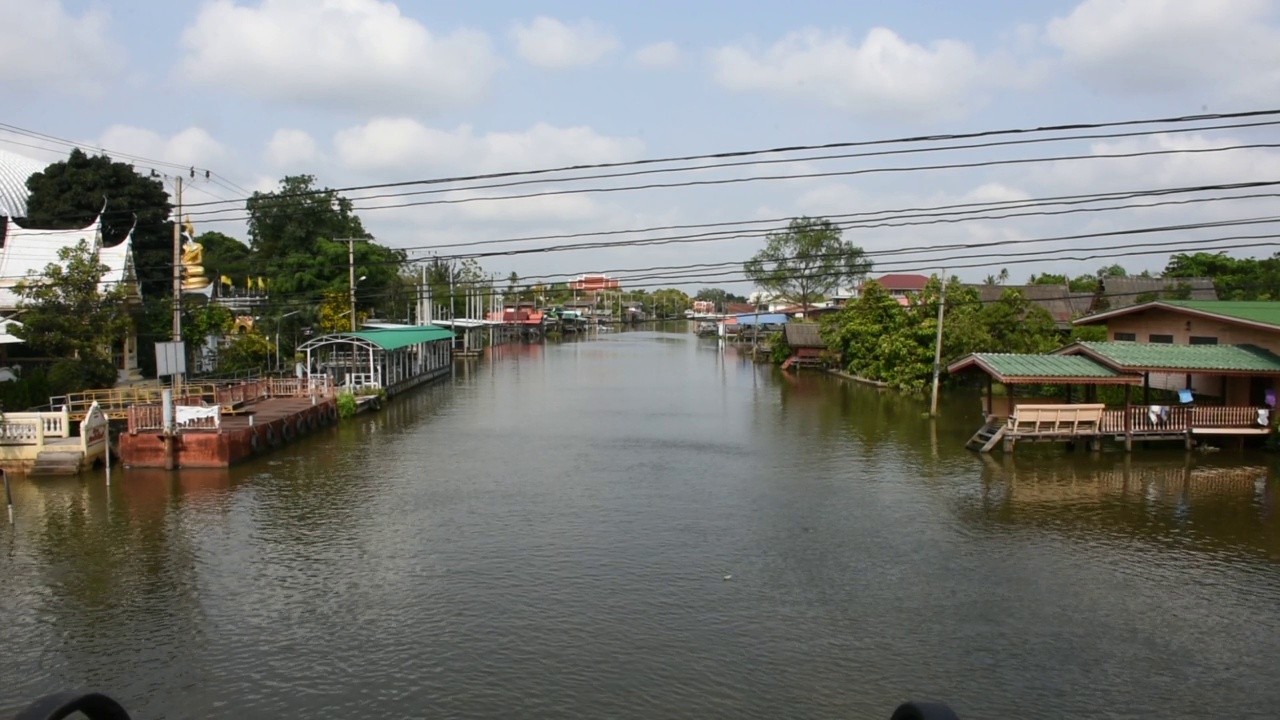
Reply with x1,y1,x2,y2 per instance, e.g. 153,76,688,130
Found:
2,327,1279,719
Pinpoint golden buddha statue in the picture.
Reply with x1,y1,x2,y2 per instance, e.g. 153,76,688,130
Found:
181,238,211,292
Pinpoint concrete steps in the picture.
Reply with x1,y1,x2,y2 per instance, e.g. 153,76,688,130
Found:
28,450,85,476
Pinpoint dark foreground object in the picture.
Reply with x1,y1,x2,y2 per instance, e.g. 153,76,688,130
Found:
12,692,961,719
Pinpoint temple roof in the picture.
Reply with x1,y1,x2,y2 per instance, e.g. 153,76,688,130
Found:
0,218,137,309
0,147,47,219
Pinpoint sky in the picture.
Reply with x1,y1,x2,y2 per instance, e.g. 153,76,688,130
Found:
3,0,1280,294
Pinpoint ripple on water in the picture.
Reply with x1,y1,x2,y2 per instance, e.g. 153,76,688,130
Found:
2,333,1279,719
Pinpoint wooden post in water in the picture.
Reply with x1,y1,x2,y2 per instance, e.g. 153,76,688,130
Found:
929,272,948,418
3,468,12,525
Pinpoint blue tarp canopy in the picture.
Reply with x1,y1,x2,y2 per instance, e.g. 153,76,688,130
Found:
732,313,788,325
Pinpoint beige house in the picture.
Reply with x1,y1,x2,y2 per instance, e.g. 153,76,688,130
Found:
1073,300,1280,403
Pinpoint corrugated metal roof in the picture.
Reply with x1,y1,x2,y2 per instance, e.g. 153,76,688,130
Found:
1159,300,1280,328
958,353,1132,381
1098,276,1217,309
1071,341,1280,373
0,148,46,218
733,313,788,325
784,322,823,348
348,326,454,351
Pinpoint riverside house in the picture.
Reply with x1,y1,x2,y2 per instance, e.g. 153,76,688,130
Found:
948,300,1280,453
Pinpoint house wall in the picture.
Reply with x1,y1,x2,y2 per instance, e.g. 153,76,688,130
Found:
1103,309,1280,352
1099,308,1280,402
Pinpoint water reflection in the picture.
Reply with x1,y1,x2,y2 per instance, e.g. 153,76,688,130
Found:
968,454,1279,560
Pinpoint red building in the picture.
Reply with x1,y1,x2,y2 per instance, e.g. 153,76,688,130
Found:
570,274,620,292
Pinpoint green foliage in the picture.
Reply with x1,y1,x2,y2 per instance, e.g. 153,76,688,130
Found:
14,240,130,392
768,334,792,364
217,332,272,374
0,367,51,411
1164,251,1280,300
245,175,407,319
183,303,234,347
336,392,357,419
197,231,253,282
47,357,117,397
744,217,871,310
820,278,1065,392
22,149,174,298
651,288,691,316
693,288,748,305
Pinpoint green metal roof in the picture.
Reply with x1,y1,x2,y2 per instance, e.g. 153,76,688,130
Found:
347,326,454,351
1071,341,1280,373
1159,300,1280,328
948,353,1139,383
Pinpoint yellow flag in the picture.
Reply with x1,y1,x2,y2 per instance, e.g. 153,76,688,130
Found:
220,275,232,287
257,277,266,292
246,276,252,292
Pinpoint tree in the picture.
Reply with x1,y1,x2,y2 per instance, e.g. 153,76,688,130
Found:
14,240,130,392
196,231,253,285
217,332,272,374
1164,252,1280,300
317,288,364,333
22,148,174,298
651,288,691,317
246,174,368,259
744,216,870,312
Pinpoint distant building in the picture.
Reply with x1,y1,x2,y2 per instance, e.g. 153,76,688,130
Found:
963,284,1095,330
1094,276,1217,313
861,273,930,304
570,274,620,293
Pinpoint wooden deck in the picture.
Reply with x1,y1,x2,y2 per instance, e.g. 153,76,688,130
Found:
968,402,1273,453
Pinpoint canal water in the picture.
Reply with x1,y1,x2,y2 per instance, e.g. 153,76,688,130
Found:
2,328,1279,719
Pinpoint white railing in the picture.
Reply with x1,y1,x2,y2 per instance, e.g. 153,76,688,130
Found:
0,407,73,447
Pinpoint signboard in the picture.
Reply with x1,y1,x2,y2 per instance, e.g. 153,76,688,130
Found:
155,341,187,378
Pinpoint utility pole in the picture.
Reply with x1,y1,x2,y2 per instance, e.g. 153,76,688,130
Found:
929,271,948,418
348,237,357,331
171,175,184,390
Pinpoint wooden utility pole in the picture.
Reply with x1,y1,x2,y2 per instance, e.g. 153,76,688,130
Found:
929,271,948,417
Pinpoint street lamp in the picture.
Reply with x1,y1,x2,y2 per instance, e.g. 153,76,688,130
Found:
274,310,300,373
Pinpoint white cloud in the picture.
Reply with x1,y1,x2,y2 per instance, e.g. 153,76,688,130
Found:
634,41,681,68
178,0,501,112
93,125,229,168
510,16,619,69
264,129,319,168
710,27,1020,122
1046,0,1280,97
0,0,123,95
332,118,645,176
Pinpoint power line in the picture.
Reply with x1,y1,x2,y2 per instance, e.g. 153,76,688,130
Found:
175,108,1280,210
182,141,1280,223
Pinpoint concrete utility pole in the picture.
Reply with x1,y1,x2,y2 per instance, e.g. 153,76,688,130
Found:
930,271,948,418
172,175,183,343
348,238,357,332
172,175,184,391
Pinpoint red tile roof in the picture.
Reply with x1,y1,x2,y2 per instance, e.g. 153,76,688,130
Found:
868,274,930,290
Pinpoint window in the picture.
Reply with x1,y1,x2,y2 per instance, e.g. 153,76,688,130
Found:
1113,332,1136,342
1189,336,1218,345
1149,334,1174,344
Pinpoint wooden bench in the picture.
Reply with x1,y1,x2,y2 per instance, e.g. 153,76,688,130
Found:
1007,403,1106,437
983,396,1066,422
